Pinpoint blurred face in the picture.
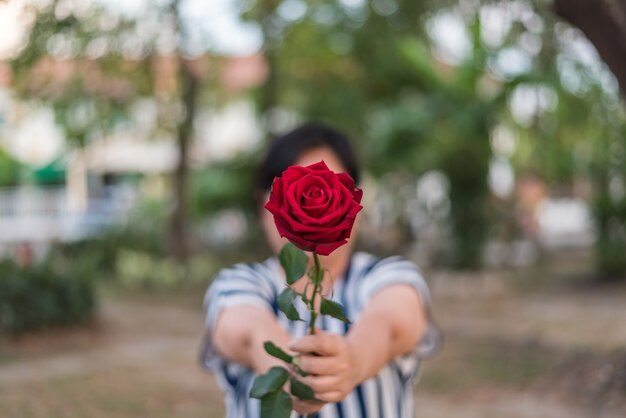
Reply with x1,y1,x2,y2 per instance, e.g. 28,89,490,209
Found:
260,146,358,262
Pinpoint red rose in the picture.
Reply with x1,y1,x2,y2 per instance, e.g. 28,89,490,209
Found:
264,161,363,256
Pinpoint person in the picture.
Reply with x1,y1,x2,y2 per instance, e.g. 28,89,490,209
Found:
200,122,442,418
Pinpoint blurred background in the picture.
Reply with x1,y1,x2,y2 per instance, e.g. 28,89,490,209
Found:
0,0,625,417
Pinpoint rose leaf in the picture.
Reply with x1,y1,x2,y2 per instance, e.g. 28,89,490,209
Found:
290,377,319,401
278,288,302,321
279,243,308,285
263,341,293,364
320,297,352,324
260,389,293,418
250,366,290,399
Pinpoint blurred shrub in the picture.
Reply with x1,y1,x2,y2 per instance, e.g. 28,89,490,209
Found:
49,197,169,279
190,155,258,219
44,178,267,291
0,260,96,335
0,149,22,187
115,250,219,290
593,196,626,278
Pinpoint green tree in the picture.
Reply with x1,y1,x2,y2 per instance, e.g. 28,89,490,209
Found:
0,148,21,187
9,0,219,260
367,16,519,268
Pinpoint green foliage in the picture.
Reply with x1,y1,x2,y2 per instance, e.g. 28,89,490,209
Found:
0,259,96,335
9,0,217,261
245,3,502,268
277,288,302,321
278,243,308,285
250,366,290,399
289,376,318,401
190,155,259,219
9,2,162,148
263,341,294,364
320,297,351,324
48,197,220,290
0,149,22,187
49,232,219,291
590,118,626,278
115,250,218,290
594,221,626,278
368,27,496,268
243,0,626,275
250,365,313,418
259,389,292,418
49,227,166,283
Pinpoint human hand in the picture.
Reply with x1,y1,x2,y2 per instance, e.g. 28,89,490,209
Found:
292,398,325,415
288,330,362,403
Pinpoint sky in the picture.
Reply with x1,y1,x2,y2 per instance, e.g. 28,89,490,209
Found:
0,0,30,59
0,0,263,59
0,0,615,130
0,0,617,201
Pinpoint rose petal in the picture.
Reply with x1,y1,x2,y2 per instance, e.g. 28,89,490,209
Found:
272,215,316,252
314,240,348,256
278,207,347,233
306,161,330,172
337,172,363,205
264,161,363,256
302,225,349,242
287,175,336,221
353,188,363,204
336,172,356,189
264,178,284,214
285,176,330,224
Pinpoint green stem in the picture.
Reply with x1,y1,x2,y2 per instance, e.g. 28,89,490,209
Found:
308,253,323,335
306,254,324,418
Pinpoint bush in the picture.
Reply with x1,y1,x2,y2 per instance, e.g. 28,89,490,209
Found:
0,149,22,187
115,250,219,290
0,260,96,335
48,197,170,280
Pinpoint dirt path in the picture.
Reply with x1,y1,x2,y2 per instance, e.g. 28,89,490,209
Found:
1,279,625,418
430,272,626,350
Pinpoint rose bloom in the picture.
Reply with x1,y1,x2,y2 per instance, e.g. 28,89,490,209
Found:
264,160,363,256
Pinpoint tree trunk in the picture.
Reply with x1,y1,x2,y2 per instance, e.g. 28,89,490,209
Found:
258,0,281,141
553,0,626,97
260,46,278,140
168,60,198,261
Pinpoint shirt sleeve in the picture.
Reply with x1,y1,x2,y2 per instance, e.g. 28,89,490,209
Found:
199,263,277,371
359,256,442,358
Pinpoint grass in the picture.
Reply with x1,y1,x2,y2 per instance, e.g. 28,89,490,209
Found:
1,367,225,418
2,261,626,418
419,336,560,393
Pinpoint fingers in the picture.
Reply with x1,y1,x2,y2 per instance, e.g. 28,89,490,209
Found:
299,354,338,375
292,398,324,414
289,332,341,356
294,374,350,403
301,375,339,393
315,391,345,403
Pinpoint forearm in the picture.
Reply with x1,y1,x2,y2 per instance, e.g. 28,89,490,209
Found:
213,306,292,373
347,285,426,383
346,316,396,382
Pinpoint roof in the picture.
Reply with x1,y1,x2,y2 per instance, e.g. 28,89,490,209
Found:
0,53,267,94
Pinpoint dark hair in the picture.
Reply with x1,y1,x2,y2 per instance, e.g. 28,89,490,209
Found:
257,122,361,196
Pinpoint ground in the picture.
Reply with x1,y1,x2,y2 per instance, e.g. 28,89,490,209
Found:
1,254,625,418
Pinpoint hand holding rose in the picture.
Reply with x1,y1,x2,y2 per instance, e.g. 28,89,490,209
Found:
289,330,363,403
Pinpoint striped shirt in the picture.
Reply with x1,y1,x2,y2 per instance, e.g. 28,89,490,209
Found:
200,251,442,418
